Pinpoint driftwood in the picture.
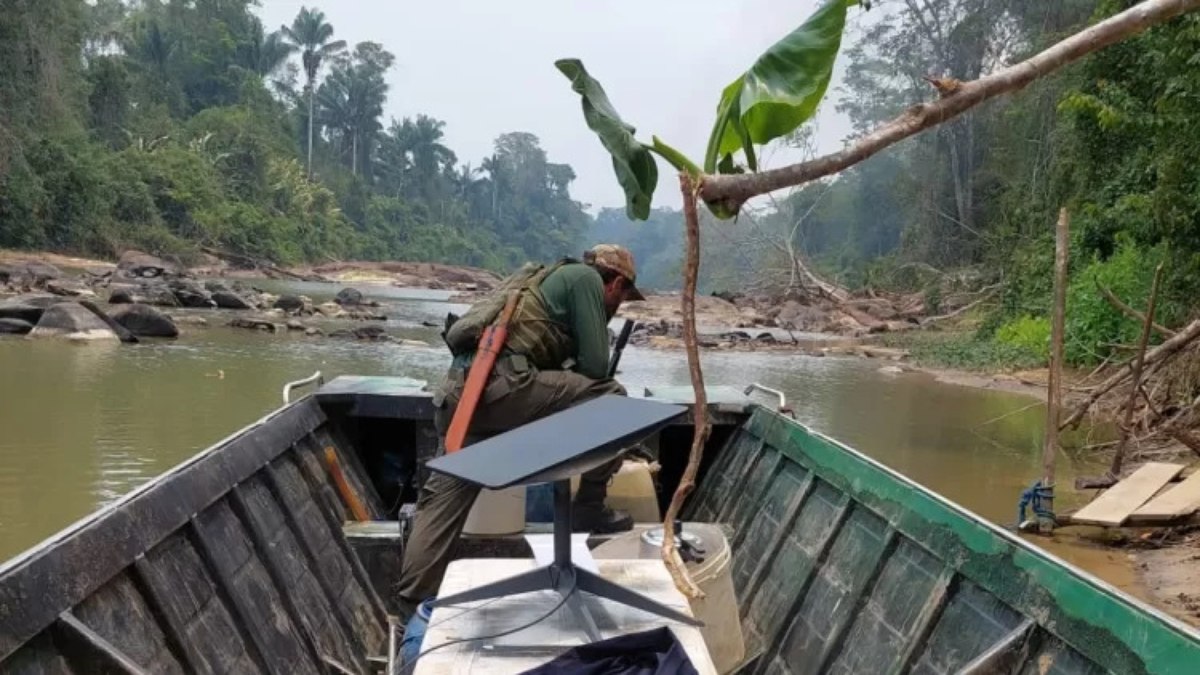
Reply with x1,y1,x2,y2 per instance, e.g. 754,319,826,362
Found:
1061,319,1200,430
200,246,327,282
1109,264,1164,476
1098,282,1175,338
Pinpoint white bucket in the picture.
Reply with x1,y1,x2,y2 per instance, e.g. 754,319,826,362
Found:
684,524,744,674
462,486,526,536
592,523,746,673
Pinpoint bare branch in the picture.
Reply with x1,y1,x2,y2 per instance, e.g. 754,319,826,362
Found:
661,173,708,600
701,0,1200,211
1061,318,1200,430
1097,281,1176,338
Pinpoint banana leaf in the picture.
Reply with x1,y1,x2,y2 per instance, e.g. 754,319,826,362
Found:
705,0,858,174
555,59,658,220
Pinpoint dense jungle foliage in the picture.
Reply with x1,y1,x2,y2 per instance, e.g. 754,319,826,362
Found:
0,0,589,270
594,0,1200,365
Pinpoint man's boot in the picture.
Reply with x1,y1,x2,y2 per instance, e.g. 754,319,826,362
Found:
572,478,633,534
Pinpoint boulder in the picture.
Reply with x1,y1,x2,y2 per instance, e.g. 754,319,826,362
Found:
204,280,232,294
28,302,119,341
286,319,306,331
107,286,137,304
117,250,179,278
212,291,253,310
111,304,179,338
274,294,306,313
0,295,60,323
0,265,13,283
22,262,61,284
0,318,33,335
168,279,215,308
334,287,364,306
46,279,96,298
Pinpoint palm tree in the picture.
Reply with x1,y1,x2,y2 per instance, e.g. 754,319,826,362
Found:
281,7,346,178
318,61,387,175
239,18,293,77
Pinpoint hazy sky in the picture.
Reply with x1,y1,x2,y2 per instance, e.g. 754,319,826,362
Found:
256,0,864,211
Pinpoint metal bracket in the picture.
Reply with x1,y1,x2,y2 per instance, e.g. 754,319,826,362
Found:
282,371,324,404
744,383,793,417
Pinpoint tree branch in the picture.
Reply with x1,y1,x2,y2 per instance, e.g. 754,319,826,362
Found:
1061,318,1200,430
700,0,1200,212
1097,281,1176,338
661,173,708,600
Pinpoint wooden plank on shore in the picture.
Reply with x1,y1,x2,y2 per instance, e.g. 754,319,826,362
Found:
1129,470,1200,523
1070,462,1184,526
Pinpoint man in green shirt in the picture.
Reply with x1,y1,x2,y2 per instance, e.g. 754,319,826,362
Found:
394,244,645,616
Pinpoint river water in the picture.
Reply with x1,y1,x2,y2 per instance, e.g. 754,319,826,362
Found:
0,281,1139,597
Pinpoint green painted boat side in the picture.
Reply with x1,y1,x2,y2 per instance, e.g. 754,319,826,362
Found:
686,408,1200,674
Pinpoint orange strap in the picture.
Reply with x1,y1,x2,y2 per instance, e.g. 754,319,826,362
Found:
445,291,521,453
324,447,371,521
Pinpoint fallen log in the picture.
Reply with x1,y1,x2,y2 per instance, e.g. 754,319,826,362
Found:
1061,319,1200,430
199,246,329,283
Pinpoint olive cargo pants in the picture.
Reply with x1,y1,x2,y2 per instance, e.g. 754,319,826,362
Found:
394,358,627,618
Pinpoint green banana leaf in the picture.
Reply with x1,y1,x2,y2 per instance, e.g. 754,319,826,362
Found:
555,59,658,220
705,0,857,174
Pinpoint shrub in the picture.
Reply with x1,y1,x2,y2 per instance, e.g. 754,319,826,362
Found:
995,316,1051,362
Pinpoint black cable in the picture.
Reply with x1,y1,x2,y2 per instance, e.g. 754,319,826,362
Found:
398,580,579,674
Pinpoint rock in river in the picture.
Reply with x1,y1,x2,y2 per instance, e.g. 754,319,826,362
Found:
46,279,96,298
111,304,179,338
168,279,215,308
334,287,364,306
0,295,61,323
0,318,33,335
274,294,307,313
28,302,118,341
212,291,253,310
117,250,180,279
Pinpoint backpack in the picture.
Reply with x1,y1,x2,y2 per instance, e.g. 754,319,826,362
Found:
442,258,574,355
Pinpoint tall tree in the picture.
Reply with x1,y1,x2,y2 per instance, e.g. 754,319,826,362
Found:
281,7,345,178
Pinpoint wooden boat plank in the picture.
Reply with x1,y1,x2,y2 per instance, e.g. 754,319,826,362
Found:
0,398,326,663
137,531,264,674
737,466,815,608
229,482,363,672
960,617,1036,674
744,410,1200,675
749,490,852,674
812,529,900,673
51,612,149,675
70,570,186,674
190,502,321,675
1070,462,1184,526
765,506,894,673
1,631,73,675
286,440,389,644
248,468,369,662
130,555,208,675
887,567,956,675
1129,470,1200,523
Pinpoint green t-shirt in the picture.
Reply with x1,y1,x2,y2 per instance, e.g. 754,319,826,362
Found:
538,263,610,379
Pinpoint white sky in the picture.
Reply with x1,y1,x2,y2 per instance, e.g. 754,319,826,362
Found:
256,0,865,211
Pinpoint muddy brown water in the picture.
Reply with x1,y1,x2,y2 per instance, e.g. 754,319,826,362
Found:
0,281,1145,602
